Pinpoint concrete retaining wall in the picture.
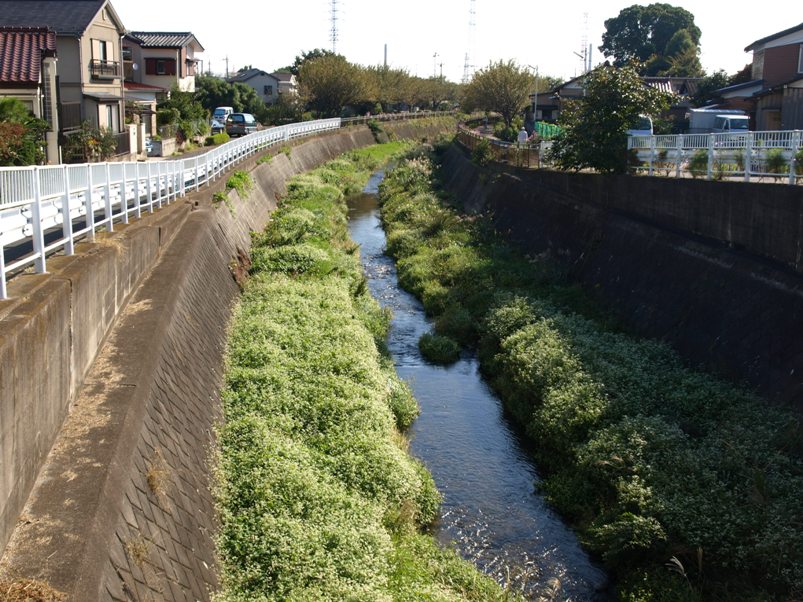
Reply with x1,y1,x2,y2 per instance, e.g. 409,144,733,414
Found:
0,119,454,599
441,144,803,405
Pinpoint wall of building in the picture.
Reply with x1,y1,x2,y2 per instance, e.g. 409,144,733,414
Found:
441,144,803,405
762,43,801,87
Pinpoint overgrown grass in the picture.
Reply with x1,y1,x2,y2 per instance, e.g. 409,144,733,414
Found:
225,170,253,198
377,146,803,601
418,333,460,365
214,142,521,602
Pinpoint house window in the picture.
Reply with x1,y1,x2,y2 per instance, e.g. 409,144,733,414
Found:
97,40,108,62
122,46,132,61
145,58,176,76
264,85,273,96
799,44,803,74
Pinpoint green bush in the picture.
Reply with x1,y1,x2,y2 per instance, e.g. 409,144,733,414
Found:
765,148,787,174
205,131,230,146
418,333,460,364
471,138,493,166
688,149,708,178
225,170,253,198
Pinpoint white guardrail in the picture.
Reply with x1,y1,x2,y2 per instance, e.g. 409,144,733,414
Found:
0,118,342,299
628,130,803,183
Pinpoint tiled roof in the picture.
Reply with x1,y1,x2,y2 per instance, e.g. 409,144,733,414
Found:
228,68,275,83
0,1,108,36
129,32,204,51
124,81,164,90
0,27,56,84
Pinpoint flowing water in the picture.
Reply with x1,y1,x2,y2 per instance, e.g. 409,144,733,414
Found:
346,170,609,601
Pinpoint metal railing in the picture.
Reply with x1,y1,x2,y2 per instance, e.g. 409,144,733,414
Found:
89,59,121,79
456,125,552,168
628,130,803,183
0,118,341,299
341,109,452,126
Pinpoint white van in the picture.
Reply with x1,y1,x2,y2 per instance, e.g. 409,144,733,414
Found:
211,106,234,132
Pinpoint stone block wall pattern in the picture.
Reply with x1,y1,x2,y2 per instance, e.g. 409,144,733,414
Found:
0,120,455,600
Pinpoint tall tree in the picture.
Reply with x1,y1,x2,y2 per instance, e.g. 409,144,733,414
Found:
600,4,701,75
287,49,339,76
549,64,671,174
298,55,370,117
461,60,534,128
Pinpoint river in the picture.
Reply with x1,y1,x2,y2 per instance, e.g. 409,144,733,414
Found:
346,169,609,601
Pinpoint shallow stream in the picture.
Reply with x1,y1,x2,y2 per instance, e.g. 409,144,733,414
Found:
346,170,609,601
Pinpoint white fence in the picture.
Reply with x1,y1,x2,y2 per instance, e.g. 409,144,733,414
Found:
0,118,341,299
628,130,803,183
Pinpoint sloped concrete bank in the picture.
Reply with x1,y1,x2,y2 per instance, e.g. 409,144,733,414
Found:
0,120,453,600
441,143,803,406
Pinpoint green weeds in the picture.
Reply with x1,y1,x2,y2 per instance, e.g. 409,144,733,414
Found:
377,149,803,601
225,170,253,198
215,143,519,601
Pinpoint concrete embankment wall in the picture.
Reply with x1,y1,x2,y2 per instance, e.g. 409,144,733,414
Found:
0,120,453,600
441,144,803,405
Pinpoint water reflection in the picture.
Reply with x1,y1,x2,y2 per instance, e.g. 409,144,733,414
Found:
347,171,608,601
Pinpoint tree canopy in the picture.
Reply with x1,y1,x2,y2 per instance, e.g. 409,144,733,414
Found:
0,98,48,166
461,60,534,128
298,55,372,117
549,64,672,174
600,3,702,76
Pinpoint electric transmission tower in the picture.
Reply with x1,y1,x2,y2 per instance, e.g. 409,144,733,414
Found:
330,0,339,53
462,0,476,84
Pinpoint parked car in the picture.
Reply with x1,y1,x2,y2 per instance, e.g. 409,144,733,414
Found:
226,113,258,137
210,118,225,134
212,106,234,124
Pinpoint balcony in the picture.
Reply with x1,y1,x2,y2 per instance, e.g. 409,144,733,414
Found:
90,59,121,80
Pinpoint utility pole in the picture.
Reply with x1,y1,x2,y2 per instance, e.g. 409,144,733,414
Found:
224,56,230,79
433,52,438,78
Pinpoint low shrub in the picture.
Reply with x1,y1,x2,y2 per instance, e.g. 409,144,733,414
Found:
225,170,253,198
418,333,460,365
687,149,708,178
205,132,230,146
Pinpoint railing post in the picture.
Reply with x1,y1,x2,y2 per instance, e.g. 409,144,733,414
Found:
789,131,800,185
120,163,129,225
649,136,656,176
675,134,683,178
745,132,753,183
86,165,96,241
195,156,200,191
104,162,113,232
134,163,141,219
62,165,74,255
31,167,47,273
707,134,714,180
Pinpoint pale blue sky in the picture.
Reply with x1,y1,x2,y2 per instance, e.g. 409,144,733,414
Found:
112,0,794,82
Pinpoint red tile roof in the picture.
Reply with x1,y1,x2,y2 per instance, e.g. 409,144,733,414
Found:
0,27,56,85
124,81,165,91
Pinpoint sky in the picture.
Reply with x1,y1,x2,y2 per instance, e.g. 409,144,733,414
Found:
112,0,795,83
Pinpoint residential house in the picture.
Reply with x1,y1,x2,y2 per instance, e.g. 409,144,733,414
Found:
718,22,803,130
0,0,133,160
122,32,204,136
0,27,60,163
531,74,699,128
125,31,203,93
272,71,298,97
227,68,280,104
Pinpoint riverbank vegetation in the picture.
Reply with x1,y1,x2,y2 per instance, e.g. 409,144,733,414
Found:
214,142,520,601
377,146,803,601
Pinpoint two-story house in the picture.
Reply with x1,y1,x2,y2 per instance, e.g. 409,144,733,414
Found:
0,27,60,163
272,71,298,97
0,0,130,158
718,22,803,130
125,32,203,93
122,32,204,136
227,68,280,104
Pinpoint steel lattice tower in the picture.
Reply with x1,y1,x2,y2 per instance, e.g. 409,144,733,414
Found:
330,0,339,53
462,0,476,84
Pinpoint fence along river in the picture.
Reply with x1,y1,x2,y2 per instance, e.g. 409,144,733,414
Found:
347,169,609,601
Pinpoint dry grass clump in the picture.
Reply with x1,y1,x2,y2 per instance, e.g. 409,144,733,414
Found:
0,578,66,601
